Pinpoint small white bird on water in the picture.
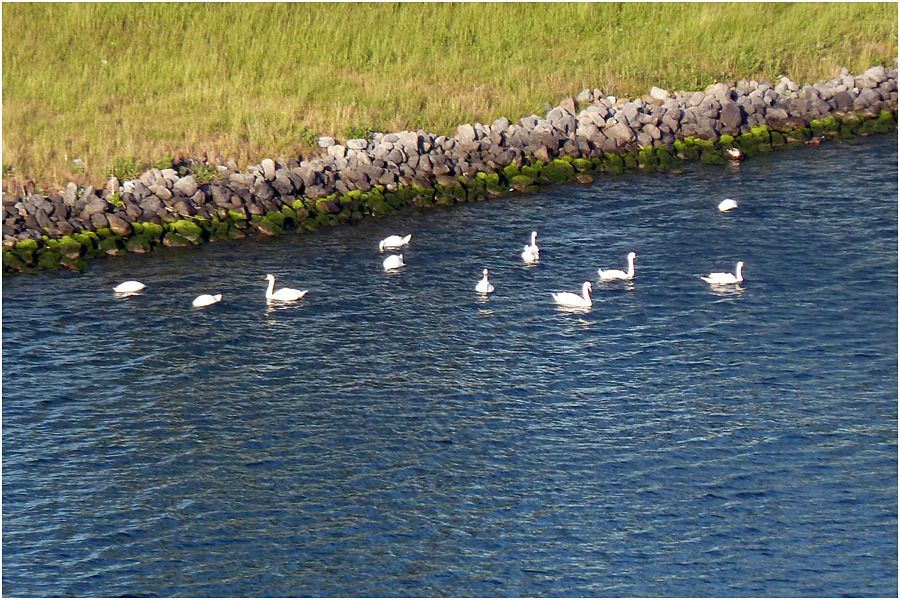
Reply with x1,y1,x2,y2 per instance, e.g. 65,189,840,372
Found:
475,268,494,294
718,198,739,212
113,280,145,294
192,293,223,308
725,147,745,161
701,261,745,285
264,274,307,302
598,251,636,281
383,254,405,271
379,234,412,251
552,281,593,308
521,230,540,264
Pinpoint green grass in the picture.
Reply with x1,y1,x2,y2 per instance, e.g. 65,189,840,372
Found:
2,2,896,187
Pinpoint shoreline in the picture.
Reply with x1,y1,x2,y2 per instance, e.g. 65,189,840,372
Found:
3,66,897,274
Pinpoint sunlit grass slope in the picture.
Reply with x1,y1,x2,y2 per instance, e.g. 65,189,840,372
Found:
2,2,897,187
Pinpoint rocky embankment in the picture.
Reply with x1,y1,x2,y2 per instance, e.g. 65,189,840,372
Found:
3,66,897,273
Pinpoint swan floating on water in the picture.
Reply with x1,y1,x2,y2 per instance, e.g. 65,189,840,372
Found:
701,261,744,285
475,268,495,294
718,198,738,212
725,147,745,161
552,281,592,308
383,254,405,271
598,251,636,281
264,274,308,302
379,234,412,251
192,293,223,308
113,280,145,294
521,231,540,263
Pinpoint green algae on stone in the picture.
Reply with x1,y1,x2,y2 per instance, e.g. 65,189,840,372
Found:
542,159,576,184
172,219,204,244
36,249,62,269
13,239,39,264
58,236,84,259
3,250,27,271
98,236,124,255
127,235,153,252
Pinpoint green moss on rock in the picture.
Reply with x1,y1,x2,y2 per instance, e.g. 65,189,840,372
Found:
58,236,84,259
99,236,124,255
508,175,535,191
542,159,576,184
59,256,88,272
3,250,27,271
13,239,39,264
126,235,152,252
173,219,203,243
255,216,283,236
36,249,62,269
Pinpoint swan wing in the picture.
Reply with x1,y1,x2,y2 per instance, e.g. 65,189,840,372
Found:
552,291,589,307
702,273,737,284
114,280,145,293
272,287,308,301
599,269,628,281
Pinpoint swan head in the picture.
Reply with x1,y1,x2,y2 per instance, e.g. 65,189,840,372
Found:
264,274,275,282
583,281,593,295
627,251,636,261
378,240,385,251
482,268,489,277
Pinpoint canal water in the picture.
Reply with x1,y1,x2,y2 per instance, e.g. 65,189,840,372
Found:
3,133,897,596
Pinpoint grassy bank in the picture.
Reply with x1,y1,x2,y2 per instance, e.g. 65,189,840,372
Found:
2,2,896,188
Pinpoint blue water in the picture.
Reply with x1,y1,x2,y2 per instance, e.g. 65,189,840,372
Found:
3,134,897,597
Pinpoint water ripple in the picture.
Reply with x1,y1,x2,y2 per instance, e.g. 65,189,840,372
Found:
3,134,897,596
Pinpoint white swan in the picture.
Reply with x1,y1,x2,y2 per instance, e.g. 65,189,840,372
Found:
725,147,745,161
475,268,494,294
521,230,540,263
379,234,412,251
264,274,308,302
552,281,592,308
192,293,222,308
113,280,145,294
598,251,636,281
383,254,405,271
701,261,744,285
718,198,738,212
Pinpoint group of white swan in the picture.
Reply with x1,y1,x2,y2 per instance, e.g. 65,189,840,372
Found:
549,198,744,308
113,273,307,308
114,199,743,310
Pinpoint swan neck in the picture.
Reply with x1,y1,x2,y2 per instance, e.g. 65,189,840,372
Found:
736,263,744,281
266,277,275,298
627,254,635,277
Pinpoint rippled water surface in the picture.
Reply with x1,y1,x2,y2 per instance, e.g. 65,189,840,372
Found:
4,135,897,597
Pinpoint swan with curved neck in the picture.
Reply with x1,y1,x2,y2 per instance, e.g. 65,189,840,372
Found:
521,230,540,263
476,268,494,294
702,261,744,285
192,293,222,308
552,281,592,308
264,274,308,302
113,280,145,294
383,254,405,271
379,234,412,252
598,251,636,281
